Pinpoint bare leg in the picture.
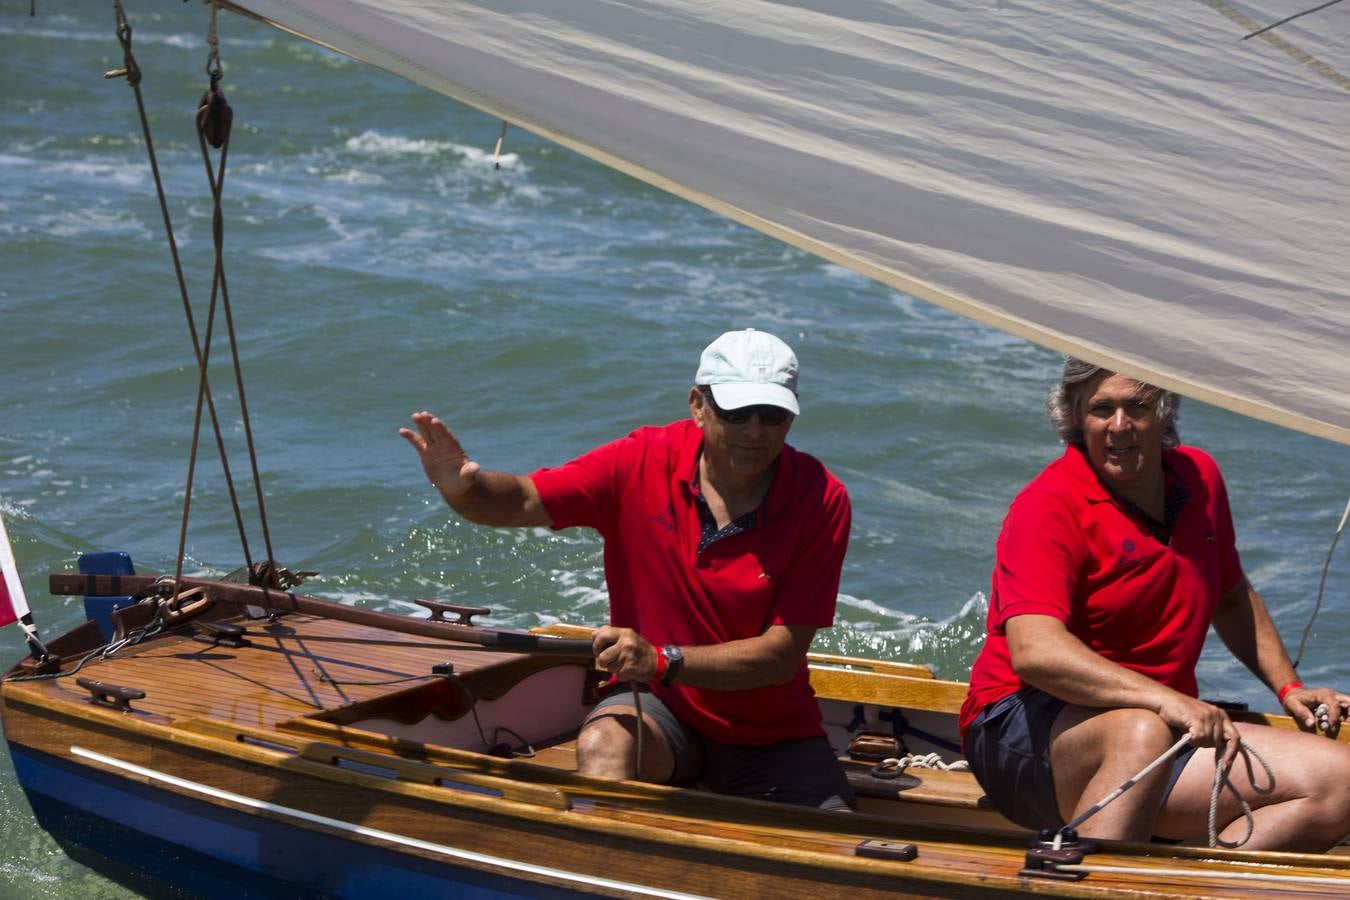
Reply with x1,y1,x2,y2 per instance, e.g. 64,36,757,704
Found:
575,703,676,783
1050,706,1179,841
1157,721,1350,851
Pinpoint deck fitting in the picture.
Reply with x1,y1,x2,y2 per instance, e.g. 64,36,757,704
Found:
1021,842,1090,881
193,620,251,649
415,598,491,625
76,677,146,712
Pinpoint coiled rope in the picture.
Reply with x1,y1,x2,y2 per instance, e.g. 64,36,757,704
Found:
877,752,969,772
1053,732,1275,851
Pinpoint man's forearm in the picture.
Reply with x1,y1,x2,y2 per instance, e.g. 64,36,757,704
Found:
653,625,813,691
1008,615,1179,712
1212,579,1297,694
439,471,551,528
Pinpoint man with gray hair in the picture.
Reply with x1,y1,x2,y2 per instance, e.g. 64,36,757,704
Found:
401,328,855,810
960,357,1350,850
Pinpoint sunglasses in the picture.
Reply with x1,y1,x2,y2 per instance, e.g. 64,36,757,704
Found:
700,386,793,426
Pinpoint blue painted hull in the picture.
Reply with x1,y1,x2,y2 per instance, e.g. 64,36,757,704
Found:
10,744,590,899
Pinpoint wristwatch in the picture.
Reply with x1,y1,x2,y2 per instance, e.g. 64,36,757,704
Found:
661,644,684,685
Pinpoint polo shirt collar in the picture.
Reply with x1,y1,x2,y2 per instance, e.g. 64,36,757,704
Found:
765,443,794,518
1062,443,1115,504
675,419,702,499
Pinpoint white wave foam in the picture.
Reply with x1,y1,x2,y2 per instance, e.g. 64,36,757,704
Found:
839,590,987,634
0,22,267,50
822,263,867,282
545,568,609,613
43,160,145,190
452,144,524,172
836,592,920,624
324,169,385,185
343,130,525,172
44,208,149,240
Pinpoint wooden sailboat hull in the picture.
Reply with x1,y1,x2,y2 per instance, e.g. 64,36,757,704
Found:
1,679,1003,899
6,589,1350,899
11,743,592,900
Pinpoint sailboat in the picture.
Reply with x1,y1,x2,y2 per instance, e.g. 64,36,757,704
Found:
4,1,1350,897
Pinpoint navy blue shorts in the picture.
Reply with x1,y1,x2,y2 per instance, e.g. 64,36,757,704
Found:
591,684,856,811
964,688,1194,831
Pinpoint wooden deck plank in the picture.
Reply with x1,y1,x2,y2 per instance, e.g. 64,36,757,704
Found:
16,613,527,728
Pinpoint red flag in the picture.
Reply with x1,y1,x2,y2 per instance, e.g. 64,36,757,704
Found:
0,511,30,628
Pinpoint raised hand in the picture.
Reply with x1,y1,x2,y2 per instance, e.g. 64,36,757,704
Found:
399,411,481,501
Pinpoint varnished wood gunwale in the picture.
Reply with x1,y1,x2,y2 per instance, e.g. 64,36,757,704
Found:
47,572,595,657
12,689,1350,899
1,693,1046,898
7,609,1350,897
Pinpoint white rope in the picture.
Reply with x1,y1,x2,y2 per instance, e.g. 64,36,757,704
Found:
878,752,969,771
205,1,222,81
1208,739,1275,848
1056,735,1191,848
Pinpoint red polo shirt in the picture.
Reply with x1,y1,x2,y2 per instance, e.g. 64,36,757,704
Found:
959,444,1243,739
531,419,850,745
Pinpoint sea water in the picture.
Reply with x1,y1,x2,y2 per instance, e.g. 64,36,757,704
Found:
1,5,1347,895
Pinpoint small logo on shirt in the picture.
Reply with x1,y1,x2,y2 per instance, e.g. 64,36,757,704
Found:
650,503,676,532
1115,539,1145,571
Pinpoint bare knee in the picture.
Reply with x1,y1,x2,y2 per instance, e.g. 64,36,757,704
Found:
1113,708,1177,754
1058,707,1177,771
576,713,637,779
1052,706,1178,835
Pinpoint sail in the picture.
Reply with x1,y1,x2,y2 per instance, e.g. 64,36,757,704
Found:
0,512,31,628
221,1,1350,444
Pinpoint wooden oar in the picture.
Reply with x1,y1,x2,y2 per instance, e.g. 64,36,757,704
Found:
48,572,595,658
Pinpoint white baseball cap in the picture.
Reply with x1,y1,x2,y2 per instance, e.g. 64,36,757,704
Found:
695,328,800,415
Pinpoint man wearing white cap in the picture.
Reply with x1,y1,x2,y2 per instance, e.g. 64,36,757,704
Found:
401,328,855,810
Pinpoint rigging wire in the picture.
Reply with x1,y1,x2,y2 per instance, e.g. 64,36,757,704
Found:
1242,0,1346,40
106,1,260,580
108,0,284,605
492,120,508,170
1292,494,1350,669
8,616,167,682
194,0,280,574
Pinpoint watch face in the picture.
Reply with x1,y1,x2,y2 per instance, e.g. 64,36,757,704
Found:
661,644,684,684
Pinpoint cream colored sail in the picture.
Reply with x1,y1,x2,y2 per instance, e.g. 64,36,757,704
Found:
222,1,1350,444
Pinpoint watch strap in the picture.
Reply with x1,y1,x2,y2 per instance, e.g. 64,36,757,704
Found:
661,644,684,685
